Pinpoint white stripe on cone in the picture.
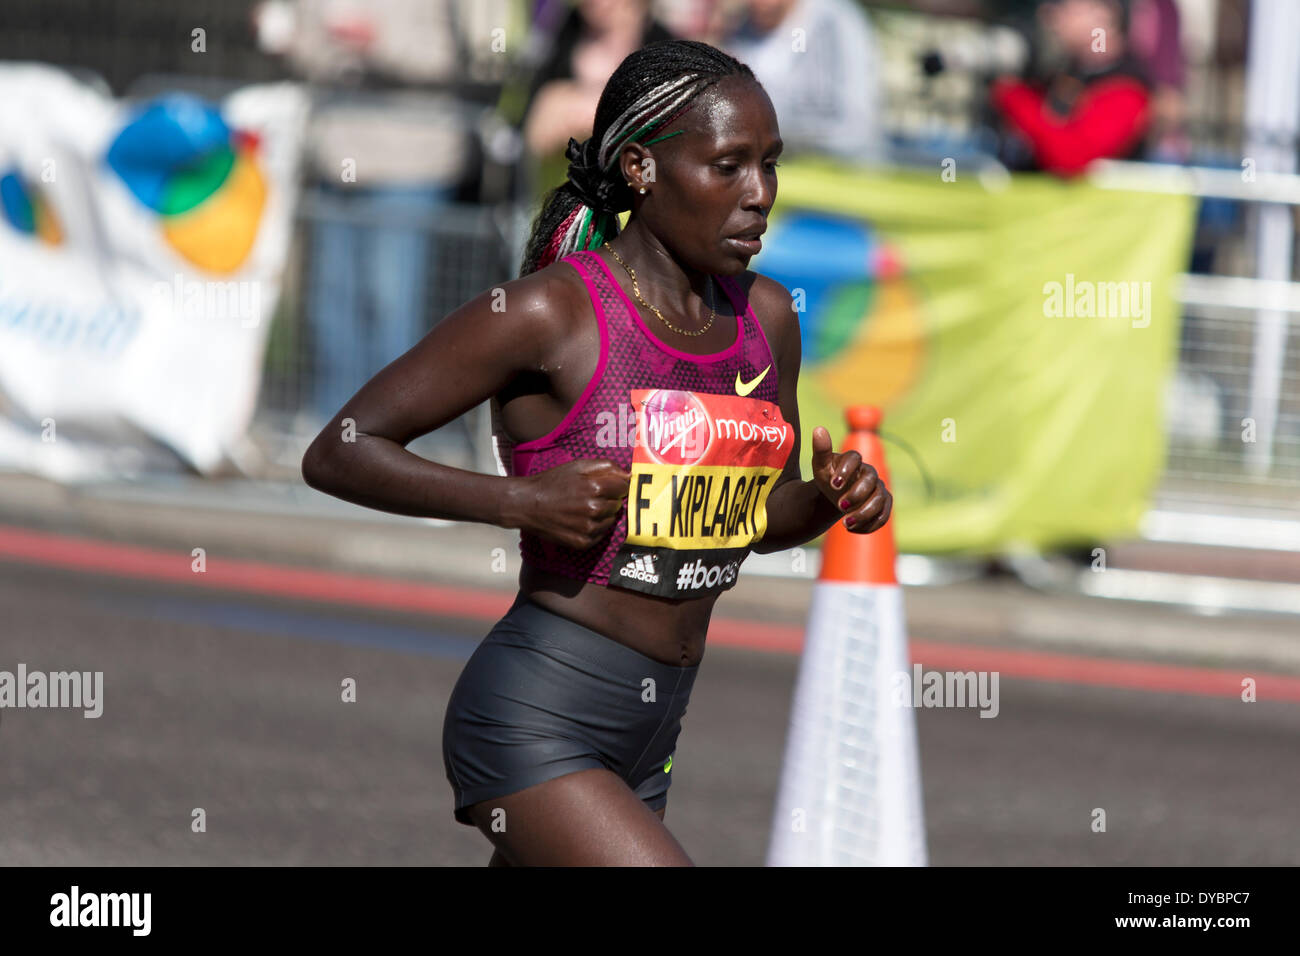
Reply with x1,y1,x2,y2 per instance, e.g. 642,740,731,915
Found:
766,581,927,866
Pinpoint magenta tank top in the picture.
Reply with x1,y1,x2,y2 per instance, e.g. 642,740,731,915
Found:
490,249,794,599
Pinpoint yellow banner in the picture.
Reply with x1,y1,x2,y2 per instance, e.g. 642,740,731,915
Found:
752,161,1198,553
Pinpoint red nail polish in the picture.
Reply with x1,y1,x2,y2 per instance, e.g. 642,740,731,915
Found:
845,516,856,528
839,499,850,510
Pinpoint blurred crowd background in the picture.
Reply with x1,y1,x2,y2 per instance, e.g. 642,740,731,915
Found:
0,0,1295,555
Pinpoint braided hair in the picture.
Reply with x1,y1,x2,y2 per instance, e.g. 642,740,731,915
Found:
517,38,755,277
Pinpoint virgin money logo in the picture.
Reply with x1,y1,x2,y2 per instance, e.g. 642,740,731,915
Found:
642,390,711,465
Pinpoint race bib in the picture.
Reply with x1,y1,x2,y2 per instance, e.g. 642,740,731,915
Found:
609,388,793,598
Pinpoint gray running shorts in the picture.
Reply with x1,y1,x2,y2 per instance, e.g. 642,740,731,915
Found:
442,593,699,826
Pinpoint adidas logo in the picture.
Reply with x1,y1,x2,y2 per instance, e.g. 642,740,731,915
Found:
618,552,660,584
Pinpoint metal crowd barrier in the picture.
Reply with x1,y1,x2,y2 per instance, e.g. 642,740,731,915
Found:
1092,160,1300,537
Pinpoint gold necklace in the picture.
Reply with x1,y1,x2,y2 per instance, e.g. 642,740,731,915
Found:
603,241,716,337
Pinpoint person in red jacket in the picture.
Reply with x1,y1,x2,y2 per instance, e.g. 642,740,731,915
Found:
990,0,1151,177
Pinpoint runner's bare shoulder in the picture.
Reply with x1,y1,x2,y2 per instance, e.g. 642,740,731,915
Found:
412,259,591,388
497,259,595,364
739,271,798,354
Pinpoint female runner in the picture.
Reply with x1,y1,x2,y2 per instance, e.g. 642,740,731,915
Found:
302,38,892,866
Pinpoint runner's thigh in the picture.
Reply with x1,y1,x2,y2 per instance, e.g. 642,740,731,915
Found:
466,767,693,866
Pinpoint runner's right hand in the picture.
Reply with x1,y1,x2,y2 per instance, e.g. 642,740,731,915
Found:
507,459,631,550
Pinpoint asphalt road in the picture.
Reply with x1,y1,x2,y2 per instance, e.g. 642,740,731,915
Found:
2,559,1297,866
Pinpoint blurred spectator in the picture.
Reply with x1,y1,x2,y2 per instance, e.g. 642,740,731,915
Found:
719,0,885,163
1129,0,1188,162
520,0,676,193
255,0,471,422
654,0,728,39
990,0,1151,177
1181,0,1248,277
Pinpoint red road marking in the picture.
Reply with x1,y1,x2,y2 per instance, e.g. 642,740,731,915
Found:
4,524,1299,702
0,525,515,620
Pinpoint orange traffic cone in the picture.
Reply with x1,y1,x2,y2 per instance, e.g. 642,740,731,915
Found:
766,406,927,866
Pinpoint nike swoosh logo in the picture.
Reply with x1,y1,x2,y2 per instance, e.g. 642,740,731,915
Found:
663,755,673,773
735,364,771,396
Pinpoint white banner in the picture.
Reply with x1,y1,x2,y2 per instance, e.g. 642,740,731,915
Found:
0,63,307,480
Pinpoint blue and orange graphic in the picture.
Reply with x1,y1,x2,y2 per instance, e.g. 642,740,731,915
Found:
105,94,265,273
757,211,925,412
0,170,63,245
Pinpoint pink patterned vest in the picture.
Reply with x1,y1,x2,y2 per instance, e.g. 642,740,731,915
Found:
490,249,792,599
